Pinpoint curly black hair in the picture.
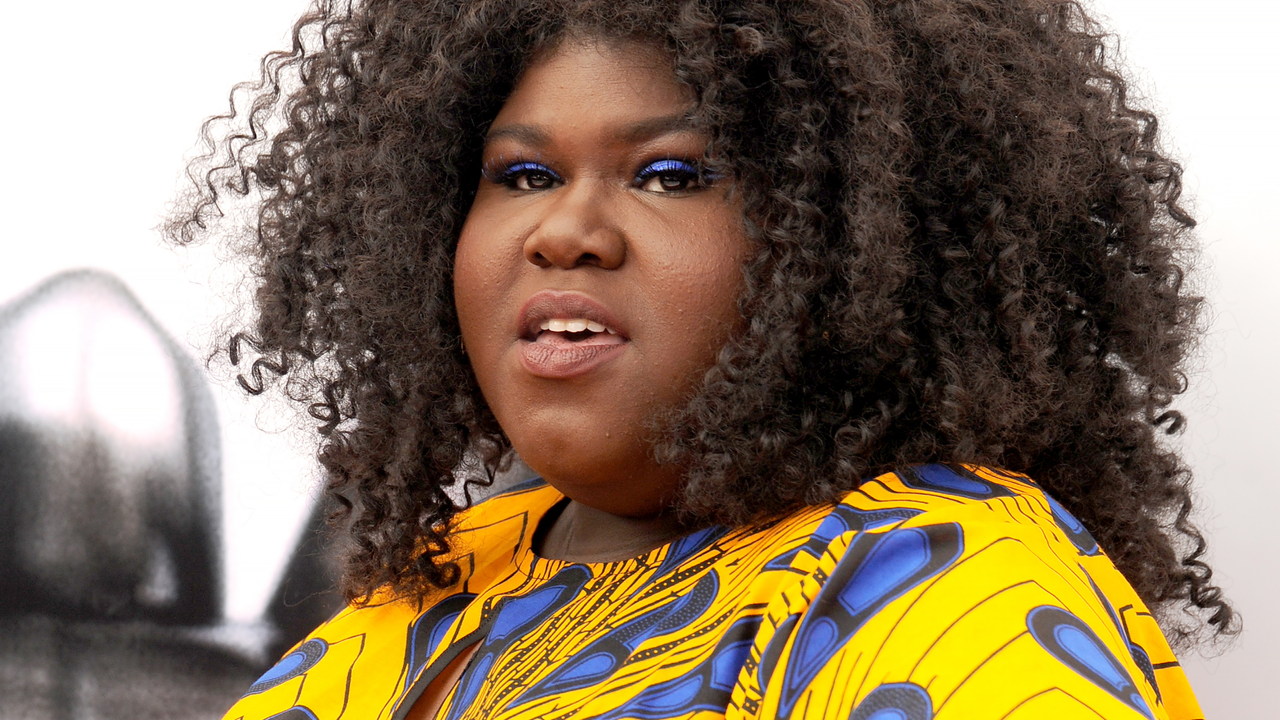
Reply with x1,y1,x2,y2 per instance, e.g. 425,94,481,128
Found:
169,0,1234,643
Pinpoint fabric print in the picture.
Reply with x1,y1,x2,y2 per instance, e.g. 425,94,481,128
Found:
220,468,1201,720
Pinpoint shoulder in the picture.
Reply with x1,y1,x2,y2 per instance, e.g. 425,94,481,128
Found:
737,464,1200,720
844,464,1099,561
219,592,432,719
748,464,1090,590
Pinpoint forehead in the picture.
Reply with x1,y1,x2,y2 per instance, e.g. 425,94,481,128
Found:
487,38,694,141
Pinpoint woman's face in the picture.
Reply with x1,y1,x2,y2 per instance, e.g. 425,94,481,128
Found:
454,38,751,517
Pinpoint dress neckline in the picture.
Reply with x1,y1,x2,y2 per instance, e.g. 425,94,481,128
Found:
513,490,693,580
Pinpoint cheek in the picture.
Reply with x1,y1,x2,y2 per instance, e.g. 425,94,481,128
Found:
452,235,485,342
453,222,515,344
677,210,751,318
644,213,752,367
453,229,513,414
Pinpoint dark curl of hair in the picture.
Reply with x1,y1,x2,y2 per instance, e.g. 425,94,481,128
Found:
170,0,1235,641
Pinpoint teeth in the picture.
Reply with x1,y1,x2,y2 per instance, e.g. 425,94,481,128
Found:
537,318,614,334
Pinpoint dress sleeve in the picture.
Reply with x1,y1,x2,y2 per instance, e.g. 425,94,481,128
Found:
731,494,1198,720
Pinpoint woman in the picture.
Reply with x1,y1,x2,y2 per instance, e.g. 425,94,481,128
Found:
171,1,1234,717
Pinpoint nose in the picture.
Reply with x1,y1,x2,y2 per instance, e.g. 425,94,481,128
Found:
522,183,626,270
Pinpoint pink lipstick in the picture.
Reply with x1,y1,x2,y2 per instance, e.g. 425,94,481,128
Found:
517,291,628,379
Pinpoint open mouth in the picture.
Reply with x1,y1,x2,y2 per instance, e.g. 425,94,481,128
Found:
532,318,626,348
518,293,630,378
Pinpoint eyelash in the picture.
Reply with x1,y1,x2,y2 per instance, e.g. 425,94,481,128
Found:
634,158,707,192
483,159,563,190
482,156,712,193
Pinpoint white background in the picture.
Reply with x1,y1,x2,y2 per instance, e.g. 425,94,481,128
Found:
0,1,1274,716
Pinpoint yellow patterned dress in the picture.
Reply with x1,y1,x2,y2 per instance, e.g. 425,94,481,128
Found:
223,465,1203,720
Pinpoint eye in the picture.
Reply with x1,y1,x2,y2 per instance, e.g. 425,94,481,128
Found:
635,158,706,193
489,160,562,191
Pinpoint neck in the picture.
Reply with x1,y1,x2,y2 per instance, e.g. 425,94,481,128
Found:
536,498,690,563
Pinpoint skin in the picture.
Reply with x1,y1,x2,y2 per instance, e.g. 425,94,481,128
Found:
453,37,752,542
412,36,752,720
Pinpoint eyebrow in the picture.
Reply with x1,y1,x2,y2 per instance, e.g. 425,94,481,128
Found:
483,113,700,148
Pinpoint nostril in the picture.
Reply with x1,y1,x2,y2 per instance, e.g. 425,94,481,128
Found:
522,223,625,270
526,249,605,270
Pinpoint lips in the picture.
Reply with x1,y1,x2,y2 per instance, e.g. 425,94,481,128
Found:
517,290,629,379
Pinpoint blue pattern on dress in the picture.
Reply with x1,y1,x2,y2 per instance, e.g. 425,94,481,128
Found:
763,504,923,573
1044,493,1100,555
848,682,933,720
1027,605,1153,719
593,616,762,720
838,528,935,616
898,464,1015,501
490,585,571,641
648,525,731,582
404,593,476,680
1082,571,1161,702
442,565,592,720
247,639,328,695
774,524,963,719
513,571,720,704
758,614,800,688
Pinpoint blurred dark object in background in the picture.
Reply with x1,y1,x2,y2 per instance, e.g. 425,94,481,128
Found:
0,616,262,718
0,270,221,622
0,270,258,718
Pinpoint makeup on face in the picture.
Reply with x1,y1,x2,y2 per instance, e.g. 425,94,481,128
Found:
517,290,628,380
453,37,751,519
